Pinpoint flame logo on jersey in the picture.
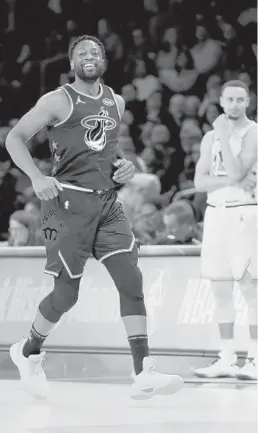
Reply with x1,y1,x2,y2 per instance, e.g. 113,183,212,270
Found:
81,107,117,151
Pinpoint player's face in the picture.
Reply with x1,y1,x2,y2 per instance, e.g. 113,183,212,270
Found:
220,87,249,120
71,40,105,83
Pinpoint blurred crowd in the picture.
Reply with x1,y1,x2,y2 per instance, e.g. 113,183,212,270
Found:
0,0,257,246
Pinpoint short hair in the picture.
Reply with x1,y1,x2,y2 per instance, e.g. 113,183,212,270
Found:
68,35,106,61
221,80,249,96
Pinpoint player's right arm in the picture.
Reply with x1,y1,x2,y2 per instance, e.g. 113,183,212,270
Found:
194,131,233,193
5,90,65,200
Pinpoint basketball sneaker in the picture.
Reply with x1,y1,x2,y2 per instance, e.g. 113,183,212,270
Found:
130,357,184,400
236,358,257,380
193,353,239,378
10,339,51,400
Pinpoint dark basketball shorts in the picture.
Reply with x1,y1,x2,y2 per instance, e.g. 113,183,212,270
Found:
40,187,134,279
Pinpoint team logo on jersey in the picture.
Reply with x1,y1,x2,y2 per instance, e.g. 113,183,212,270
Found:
103,98,114,107
81,107,117,151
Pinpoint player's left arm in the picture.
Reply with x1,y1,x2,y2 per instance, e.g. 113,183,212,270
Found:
112,94,135,183
220,126,257,182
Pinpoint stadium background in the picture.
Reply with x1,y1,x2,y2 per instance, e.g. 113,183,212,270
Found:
0,0,256,246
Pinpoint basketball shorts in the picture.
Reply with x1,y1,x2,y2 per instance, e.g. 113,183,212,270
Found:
201,204,257,281
40,188,134,279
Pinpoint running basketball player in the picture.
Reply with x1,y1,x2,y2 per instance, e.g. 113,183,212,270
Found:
194,80,257,380
5,35,183,400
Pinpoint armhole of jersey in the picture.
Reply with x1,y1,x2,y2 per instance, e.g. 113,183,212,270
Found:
106,86,122,120
53,86,74,128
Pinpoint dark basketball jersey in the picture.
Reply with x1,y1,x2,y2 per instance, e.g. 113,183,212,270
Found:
47,83,121,190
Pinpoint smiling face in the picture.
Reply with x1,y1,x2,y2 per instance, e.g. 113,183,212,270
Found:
220,86,249,120
71,39,106,83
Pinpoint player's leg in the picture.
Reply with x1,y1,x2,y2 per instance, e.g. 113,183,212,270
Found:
233,209,257,380
236,271,257,380
95,193,183,399
194,207,238,378
10,190,98,399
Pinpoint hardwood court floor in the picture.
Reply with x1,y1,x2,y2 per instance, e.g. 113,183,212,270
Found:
0,379,256,433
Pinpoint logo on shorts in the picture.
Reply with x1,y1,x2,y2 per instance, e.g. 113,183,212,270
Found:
42,227,58,241
81,107,117,152
103,98,114,107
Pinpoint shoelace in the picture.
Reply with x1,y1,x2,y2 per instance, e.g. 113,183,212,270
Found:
208,357,237,368
145,356,157,374
31,352,46,375
246,358,256,367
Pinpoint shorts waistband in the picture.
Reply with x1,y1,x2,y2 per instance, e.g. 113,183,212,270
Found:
60,182,111,195
207,202,257,208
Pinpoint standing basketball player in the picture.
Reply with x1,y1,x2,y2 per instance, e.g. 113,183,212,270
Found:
6,35,183,400
194,80,257,380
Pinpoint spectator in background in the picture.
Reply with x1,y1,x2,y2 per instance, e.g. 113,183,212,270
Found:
143,90,176,138
191,23,223,75
168,94,185,131
158,200,202,245
201,103,221,134
118,133,146,173
133,59,160,102
156,27,179,72
0,146,17,241
121,83,145,125
198,75,222,117
184,96,201,120
24,196,41,227
97,18,124,90
238,72,257,120
159,47,199,95
8,210,44,246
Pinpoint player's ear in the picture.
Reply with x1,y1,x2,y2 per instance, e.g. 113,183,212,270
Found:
70,60,74,71
219,96,224,109
246,96,250,107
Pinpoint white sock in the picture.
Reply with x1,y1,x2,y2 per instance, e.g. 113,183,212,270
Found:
219,339,235,359
247,339,257,361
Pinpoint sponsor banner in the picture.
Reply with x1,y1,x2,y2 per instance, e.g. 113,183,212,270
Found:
0,248,249,351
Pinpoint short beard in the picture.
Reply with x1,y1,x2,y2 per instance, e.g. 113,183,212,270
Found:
227,114,239,120
75,65,105,84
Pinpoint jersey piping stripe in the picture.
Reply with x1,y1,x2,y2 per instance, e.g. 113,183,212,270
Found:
54,87,74,127
66,83,103,100
106,86,121,120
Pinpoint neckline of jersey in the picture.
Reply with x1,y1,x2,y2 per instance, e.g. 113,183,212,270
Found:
67,83,103,100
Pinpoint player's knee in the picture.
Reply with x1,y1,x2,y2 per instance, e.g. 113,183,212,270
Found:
39,269,81,323
211,281,235,323
103,245,146,317
239,280,257,325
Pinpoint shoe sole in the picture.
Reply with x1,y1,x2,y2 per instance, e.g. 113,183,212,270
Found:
130,376,184,400
236,373,257,381
193,372,237,379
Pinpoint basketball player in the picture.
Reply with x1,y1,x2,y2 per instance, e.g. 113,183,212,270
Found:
194,80,257,380
5,35,183,400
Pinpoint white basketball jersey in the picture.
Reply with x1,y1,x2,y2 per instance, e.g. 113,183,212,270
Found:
207,120,257,206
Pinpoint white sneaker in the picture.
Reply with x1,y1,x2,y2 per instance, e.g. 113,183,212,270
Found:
236,358,257,381
10,339,51,400
193,353,239,378
130,357,184,400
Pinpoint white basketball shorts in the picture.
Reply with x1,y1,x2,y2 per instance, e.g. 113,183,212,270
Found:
201,204,257,280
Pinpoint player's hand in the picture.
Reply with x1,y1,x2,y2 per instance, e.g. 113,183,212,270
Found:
238,171,257,193
31,175,63,200
213,114,231,138
113,159,135,184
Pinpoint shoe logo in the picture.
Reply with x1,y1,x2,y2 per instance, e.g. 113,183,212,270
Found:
64,200,69,210
141,387,154,393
